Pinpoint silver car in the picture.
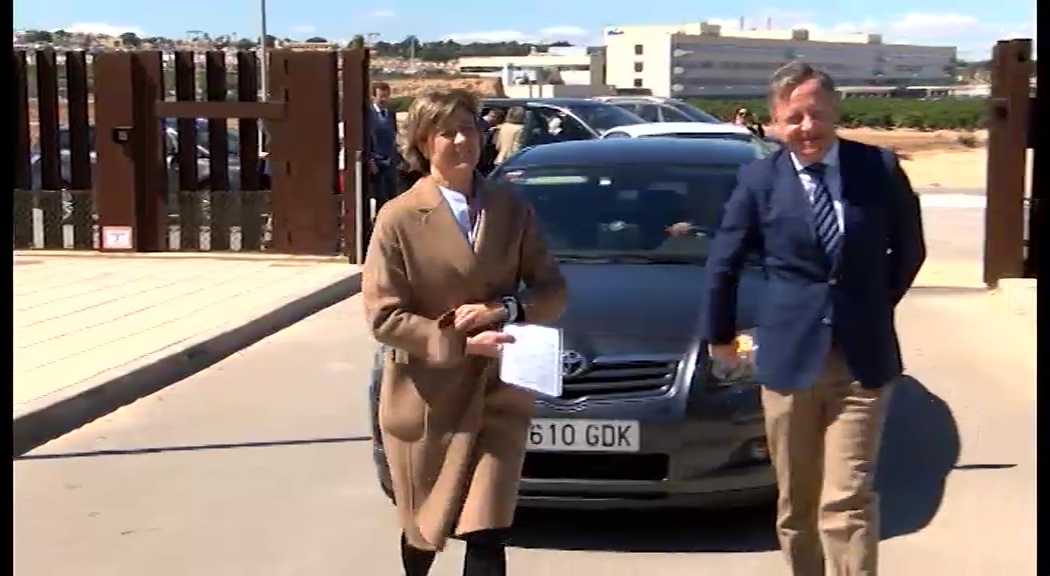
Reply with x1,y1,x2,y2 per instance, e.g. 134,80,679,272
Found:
592,95,723,124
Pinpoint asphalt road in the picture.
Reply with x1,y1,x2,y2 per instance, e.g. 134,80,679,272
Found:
13,275,1036,576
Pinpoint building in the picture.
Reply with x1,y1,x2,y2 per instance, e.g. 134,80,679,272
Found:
603,22,958,98
456,46,604,86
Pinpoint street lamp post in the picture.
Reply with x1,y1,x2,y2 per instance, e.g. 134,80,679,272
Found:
258,0,269,153
259,0,269,102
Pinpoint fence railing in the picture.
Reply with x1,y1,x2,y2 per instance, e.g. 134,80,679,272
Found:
12,48,372,259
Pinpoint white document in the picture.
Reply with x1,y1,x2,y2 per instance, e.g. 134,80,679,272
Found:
498,323,563,398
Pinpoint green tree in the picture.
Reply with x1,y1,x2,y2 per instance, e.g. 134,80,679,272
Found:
305,36,329,43
22,29,53,43
349,35,365,50
119,32,141,47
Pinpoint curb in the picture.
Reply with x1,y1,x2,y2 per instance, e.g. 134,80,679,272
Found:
12,272,363,458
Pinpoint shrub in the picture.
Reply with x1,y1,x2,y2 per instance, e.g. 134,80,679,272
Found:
382,95,988,131
686,97,987,130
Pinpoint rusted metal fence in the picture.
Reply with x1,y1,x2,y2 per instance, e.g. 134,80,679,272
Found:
12,48,372,260
984,38,1036,285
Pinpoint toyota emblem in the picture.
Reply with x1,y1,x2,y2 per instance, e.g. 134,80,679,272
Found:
561,350,589,379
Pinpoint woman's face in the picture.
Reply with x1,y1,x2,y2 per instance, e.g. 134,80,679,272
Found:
423,106,481,175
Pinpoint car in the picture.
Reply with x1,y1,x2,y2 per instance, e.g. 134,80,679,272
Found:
26,120,249,224
29,120,246,193
480,97,647,148
591,95,722,124
601,121,781,156
369,137,775,510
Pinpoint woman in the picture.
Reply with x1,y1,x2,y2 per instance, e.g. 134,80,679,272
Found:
493,106,526,165
733,107,766,138
361,89,567,576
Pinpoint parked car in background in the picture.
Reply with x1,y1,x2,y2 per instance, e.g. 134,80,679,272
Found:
480,98,647,148
369,137,776,510
26,120,249,223
601,121,780,157
592,96,723,124
28,120,245,194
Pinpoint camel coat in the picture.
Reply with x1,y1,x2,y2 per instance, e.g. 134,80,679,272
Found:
361,174,567,552
494,123,524,164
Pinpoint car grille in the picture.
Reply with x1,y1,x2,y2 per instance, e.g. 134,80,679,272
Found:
562,355,678,400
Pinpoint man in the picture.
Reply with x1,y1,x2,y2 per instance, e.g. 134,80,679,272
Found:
477,108,504,176
369,81,400,204
700,62,926,576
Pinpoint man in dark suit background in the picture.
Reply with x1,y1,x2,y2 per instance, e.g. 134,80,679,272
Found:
700,62,926,576
369,81,400,205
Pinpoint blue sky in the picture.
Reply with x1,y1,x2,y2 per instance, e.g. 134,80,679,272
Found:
13,0,1035,59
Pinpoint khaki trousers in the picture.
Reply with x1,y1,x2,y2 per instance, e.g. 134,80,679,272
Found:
761,348,895,576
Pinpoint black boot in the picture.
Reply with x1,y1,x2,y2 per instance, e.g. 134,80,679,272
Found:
400,533,436,576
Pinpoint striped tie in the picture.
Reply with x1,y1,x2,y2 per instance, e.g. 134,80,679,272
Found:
805,163,842,260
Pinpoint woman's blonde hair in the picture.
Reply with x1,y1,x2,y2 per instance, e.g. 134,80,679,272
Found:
397,88,480,174
505,106,526,124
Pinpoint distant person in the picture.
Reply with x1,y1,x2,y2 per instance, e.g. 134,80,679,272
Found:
733,107,766,139
477,109,505,175
369,81,400,205
494,106,525,165
362,88,566,576
478,108,503,132
700,62,926,576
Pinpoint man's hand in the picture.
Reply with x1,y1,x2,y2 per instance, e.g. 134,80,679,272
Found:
466,331,516,358
454,302,507,332
666,222,696,237
708,342,740,369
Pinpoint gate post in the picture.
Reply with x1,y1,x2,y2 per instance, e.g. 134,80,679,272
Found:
1024,87,1040,278
341,48,371,264
93,51,166,251
267,50,340,255
983,39,1032,287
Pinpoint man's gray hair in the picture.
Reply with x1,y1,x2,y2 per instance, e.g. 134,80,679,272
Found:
768,62,837,101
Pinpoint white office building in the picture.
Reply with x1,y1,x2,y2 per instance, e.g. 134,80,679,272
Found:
603,22,958,97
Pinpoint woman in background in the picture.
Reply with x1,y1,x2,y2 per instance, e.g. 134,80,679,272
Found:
493,106,526,165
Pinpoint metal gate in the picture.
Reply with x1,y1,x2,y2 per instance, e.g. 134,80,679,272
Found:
13,48,373,261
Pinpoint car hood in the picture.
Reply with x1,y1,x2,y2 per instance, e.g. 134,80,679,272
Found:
551,262,764,357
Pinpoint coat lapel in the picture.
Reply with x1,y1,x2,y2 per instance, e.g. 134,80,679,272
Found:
409,175,477,279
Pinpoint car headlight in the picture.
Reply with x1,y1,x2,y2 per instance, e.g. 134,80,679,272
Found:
706,330,758,387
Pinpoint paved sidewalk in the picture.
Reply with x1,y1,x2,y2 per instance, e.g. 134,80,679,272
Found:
13,251,361,455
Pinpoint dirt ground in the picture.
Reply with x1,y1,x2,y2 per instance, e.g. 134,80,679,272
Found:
839,128,991,189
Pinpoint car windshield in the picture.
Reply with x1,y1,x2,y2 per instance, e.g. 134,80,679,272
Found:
668,102,722,123
502,163,742,263
566,104,646,133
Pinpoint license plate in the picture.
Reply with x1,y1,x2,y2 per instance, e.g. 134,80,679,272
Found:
527,418,640,452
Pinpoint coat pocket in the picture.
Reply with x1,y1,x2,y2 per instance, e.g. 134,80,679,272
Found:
378,361,430,442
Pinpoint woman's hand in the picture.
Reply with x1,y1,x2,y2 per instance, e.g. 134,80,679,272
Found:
466,331,516,358
454,302,507,332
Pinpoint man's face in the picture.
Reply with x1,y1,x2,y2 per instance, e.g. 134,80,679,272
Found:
373,88,390,107
770,78,838,163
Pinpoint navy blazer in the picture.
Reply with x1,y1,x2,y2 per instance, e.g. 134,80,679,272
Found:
370,106,399,164
700,138,926,390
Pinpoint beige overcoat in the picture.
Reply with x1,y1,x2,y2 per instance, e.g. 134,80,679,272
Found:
361,174,567,552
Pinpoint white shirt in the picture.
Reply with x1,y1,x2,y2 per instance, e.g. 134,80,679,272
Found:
790,140,845,234
438,186,480,247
